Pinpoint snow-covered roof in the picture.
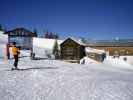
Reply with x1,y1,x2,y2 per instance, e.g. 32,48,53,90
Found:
61,37,87,46
85,47,105,54
33,37,63,49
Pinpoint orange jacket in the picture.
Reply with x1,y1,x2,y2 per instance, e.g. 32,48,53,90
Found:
11,46,20,55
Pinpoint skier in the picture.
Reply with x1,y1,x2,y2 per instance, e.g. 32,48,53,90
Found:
11,42,20,70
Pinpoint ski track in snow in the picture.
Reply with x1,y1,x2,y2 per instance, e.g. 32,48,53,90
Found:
0,57,133,100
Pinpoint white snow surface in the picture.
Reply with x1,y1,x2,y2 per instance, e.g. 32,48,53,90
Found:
82,56,133,70
118,56,133,65
103,56,133,70
0,56,133,100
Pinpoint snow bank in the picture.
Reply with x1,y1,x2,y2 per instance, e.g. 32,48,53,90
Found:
80,57,101,65
80,56,133,71
103,56,133,70
118,56,133,65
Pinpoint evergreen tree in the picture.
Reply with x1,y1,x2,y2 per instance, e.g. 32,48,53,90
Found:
33,29,38,37
52,39,59,59
0,24,3,31
53,33,59,39
49,32,53,39
56,33,59,39
4,27,7,32
44,31,49,38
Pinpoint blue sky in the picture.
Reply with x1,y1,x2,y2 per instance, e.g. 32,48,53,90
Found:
0,0,133,39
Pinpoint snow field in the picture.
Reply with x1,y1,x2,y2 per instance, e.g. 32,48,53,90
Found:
0,57,133,100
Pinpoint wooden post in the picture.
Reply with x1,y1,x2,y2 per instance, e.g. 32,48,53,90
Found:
6,43,10,59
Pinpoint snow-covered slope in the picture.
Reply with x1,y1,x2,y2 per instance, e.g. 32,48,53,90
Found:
0,57,133,100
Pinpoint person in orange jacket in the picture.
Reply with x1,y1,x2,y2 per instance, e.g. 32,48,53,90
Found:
11,42,20,70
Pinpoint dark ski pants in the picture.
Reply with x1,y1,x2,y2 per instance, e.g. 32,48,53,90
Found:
14,55,18,68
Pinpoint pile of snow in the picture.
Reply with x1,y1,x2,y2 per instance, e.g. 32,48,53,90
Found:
103,56,133,70
118,56,133,65
33,37,63,58
80,56,133,70
80,56,101,65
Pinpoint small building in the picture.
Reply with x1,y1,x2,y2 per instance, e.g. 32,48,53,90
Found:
60,37,86,63
85,47,106,62
88,39,133,56
4,28,37,50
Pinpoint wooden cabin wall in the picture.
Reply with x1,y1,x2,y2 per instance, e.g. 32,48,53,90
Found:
61,39,85,60
90,46,133,56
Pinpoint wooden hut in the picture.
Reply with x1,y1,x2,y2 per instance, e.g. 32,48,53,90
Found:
60,37,86,63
